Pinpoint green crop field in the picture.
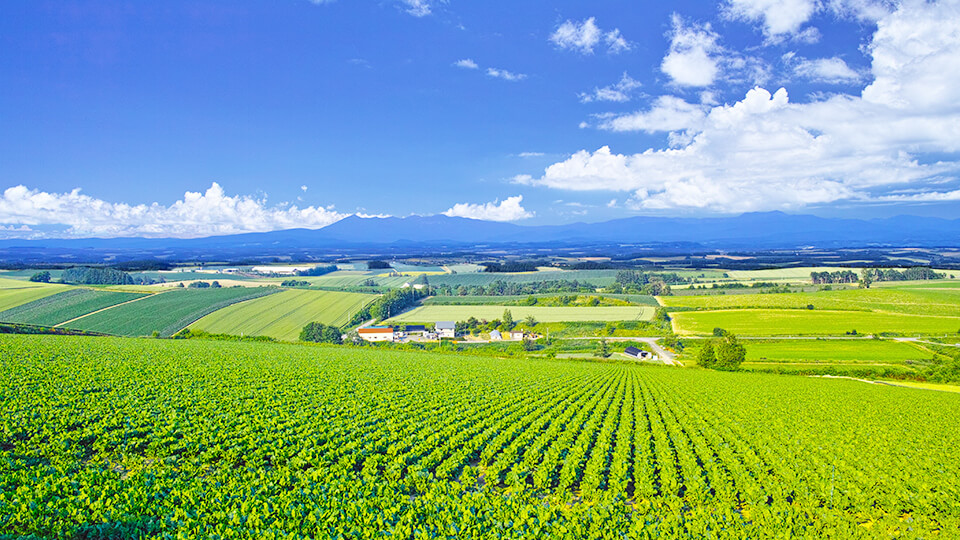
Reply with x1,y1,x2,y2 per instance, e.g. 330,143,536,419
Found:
661,287,960,317
428,270,621,288
723,267,854,282
386,305,655,323
63,287,279,337
672,309,960,336
0,280,70,312
683,338,933,365
0,289,148,327
2,335,959,537
189,289,376,341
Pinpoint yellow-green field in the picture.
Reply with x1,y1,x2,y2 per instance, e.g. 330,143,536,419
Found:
189,289,376,341
0,279,70,313
386,305,655,323
672,309,960,336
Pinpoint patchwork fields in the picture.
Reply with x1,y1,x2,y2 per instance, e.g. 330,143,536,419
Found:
386,305,656,323
63,287,278,337
0,289,147,327
189,289,376,341
2,335,958,537
671,308,960,336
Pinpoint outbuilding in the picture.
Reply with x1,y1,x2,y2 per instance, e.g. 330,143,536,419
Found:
489,330,502,341
624,346,651,359
358,326,395,342
436,321,456,339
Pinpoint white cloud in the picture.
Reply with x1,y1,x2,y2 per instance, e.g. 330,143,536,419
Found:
300,185,308,192
454,58,478,69
792,56,862,83
0,183,349,238
516,0,960,212
661,16,722,87
597,96,707,133
442,195,533,221
550,18,630,55
579,73,642,103
724,0,820,40
518,152,545,157
399,0,440,17
486,67,526,81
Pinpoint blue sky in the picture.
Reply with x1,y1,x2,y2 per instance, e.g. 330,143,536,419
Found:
1,0,959,237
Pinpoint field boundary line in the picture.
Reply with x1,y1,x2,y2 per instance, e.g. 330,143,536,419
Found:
55,291,160,327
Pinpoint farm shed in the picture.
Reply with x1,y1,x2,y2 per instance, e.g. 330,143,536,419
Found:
404,325,427,334
624,346,651,359
436,321,456,339
508,331,525,341
489,330,502,340
358,326,395,342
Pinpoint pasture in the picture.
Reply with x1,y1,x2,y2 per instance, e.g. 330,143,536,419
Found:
0,289,147,327
0,280,69,312
189,289,376,341
2,335,959,537
63,287,278,337
386,305,655,323
671,309,960,336
423,294,659,306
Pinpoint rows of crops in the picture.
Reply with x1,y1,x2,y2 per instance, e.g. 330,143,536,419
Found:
2,335,958,537
63,287,279,337
0,289,148,327
189,289,376,341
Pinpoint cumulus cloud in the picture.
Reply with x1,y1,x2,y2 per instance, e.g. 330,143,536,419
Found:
454,58,479,69
0,183,348,238
486,67,526,81
791,56,862,83
661,16,722,87
579,73,642,103
724,0,820,39
442,196,533,221
516,0,960,213
550,18,630,55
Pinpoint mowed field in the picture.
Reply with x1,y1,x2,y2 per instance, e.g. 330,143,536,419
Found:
0,278,69,312
386,305,655,323
683,338,933,365
423,294,660,306
0,289,148,327
64,287,279,337
189,289,376,341
3,335,960,537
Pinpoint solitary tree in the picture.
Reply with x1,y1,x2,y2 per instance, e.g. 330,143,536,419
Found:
29,271,51,283
502,309,514,330
715,333,746,370
524,315,537,328
860,268,874,289
595,338,611,358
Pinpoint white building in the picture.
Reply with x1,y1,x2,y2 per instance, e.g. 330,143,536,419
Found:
489,330,502,341
358,326,395,342
436,321,456,339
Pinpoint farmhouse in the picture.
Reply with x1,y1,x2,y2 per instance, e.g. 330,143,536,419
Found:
436,321,456,339
624,346,652,359
358,326,395,342
508,331,525,341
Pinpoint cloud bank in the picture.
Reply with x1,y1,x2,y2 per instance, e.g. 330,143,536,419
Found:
443,196,533,221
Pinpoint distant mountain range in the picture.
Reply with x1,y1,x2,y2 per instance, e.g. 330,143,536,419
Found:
1,212,958,263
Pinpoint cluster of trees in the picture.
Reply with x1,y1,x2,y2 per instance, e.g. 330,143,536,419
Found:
187,281,221,288
347,288,427,326
62,266,134,285
433,280,597,297
296,265,338,277
697,329,746,370
561,261,619,270
29,271,51,283
299,322,342,344
810,270,859,284
481,261,548,273
367,260,392,270
604,270,689,296
862,267,943,283
457,309,538,335
281,279,310,287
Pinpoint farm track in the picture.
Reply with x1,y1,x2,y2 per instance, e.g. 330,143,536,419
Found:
54,291,161,327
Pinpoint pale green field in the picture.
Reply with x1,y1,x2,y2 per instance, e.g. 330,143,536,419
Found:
741,339,932,364
672,309,960,336
386,305,655,323
661,287,960,317
190,289,376,341
298,271,413,289
724,267,854,282
0,281,70,313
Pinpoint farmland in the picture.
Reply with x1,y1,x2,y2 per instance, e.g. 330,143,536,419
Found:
0,280,69,312
63,287,279,337
0,289,147,327
424,294,660,306
386,305,655,323
189,289,376,341
2,335,959,537
671,309,960,336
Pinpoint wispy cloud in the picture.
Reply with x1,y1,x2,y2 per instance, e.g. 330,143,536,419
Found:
453,58,478,69
486,67,526,82
550,17,630,55
579,72,642,103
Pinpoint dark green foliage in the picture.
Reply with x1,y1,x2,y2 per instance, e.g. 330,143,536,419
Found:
698,341,717,368
713,327,727,337
481,261,548,273
300,322,343,344
28,271,51,283
62,266,134,285
715,334,746,370
281,280,310,287
211,281,221,288
594,338,611,358
188,281,211,288
296,265,338,277
502,309,514,330
367,260,392,270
